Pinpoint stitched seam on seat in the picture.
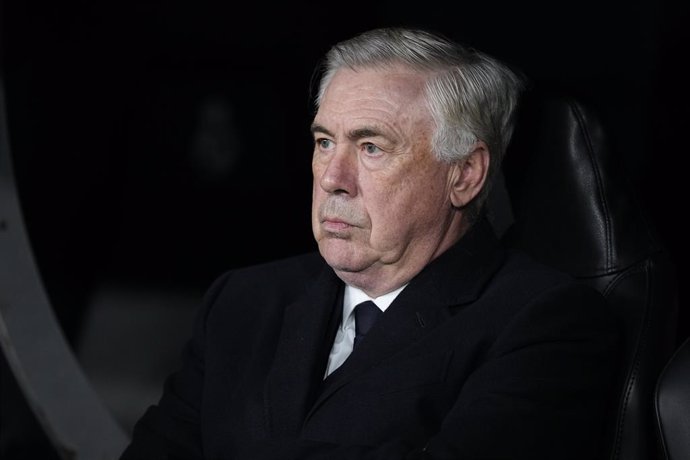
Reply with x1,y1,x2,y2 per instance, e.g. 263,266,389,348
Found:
609,260,653,459
653,346,673,460
570,100,613,272
600,260,646,297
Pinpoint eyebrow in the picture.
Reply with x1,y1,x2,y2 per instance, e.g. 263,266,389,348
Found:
310,123,387,142
310,123,333,137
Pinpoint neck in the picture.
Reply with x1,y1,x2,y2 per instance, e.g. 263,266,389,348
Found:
335,216,471,298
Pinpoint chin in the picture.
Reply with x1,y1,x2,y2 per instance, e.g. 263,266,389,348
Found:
318,239,364,272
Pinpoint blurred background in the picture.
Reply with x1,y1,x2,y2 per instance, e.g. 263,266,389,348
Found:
0,0,688,458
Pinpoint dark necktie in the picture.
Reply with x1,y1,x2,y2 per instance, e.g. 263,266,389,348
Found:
353,300,382,349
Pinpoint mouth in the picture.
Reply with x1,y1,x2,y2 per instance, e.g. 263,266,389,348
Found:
321,217,355,233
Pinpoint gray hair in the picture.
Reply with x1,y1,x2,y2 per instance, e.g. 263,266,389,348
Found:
314,27,526,221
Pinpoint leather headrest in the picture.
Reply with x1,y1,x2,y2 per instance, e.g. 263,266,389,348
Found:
499,89,659,278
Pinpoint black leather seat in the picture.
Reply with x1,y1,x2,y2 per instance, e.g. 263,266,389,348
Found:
493,88,680,460
655,336,690,460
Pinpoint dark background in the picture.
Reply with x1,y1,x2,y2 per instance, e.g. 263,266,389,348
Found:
0,0,688,457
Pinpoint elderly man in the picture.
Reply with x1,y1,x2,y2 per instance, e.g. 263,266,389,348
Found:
121,27,620,460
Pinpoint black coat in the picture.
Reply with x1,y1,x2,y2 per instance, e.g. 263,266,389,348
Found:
121,219,621,460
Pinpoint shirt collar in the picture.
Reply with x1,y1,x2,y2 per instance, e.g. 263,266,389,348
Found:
342,283,408,325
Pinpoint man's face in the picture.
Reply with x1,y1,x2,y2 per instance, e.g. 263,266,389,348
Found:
311,66,460,294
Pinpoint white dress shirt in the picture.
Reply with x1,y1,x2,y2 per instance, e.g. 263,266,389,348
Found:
324,283,408,376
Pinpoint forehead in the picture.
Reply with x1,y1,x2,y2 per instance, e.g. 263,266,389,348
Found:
315,66,432,130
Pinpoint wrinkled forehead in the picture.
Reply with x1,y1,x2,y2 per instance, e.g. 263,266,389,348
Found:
317,66,431,120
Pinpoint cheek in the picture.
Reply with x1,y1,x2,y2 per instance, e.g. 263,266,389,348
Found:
365,187,409,242
311,158,326,198
369,171,448,237
311,159,322,185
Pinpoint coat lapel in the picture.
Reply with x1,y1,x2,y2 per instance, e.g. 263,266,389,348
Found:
263,263,343,437
309,218,505,418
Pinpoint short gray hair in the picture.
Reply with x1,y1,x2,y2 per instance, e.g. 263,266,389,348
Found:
314,27,526,221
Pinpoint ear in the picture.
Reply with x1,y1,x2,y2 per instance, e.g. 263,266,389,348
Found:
449,141,490,208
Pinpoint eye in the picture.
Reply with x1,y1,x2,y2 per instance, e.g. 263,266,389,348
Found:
361,142,381,155
316,138,335,151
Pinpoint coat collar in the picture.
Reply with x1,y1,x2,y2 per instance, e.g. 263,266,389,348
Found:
263,262,342,437
264,217,505,436
402,216,506,309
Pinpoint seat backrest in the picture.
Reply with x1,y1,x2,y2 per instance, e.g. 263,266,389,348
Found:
493,88,679,460
655,336,690,460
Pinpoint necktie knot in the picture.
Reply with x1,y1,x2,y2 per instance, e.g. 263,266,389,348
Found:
354,300,382,349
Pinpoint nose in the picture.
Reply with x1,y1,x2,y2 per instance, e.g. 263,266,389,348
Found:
318,147,357,195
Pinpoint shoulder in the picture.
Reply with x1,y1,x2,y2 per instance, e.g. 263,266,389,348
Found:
487,248,615,332
496,249,578,292
476,248,612,325
215,251,325,282
205,251,326,299
196,251,329,322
